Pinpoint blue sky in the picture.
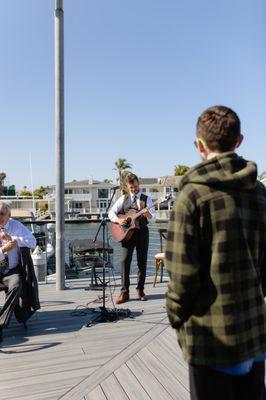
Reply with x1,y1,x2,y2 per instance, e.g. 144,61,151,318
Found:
0,0,265,189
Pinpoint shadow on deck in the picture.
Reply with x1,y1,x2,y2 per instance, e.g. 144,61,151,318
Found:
0,276,189,400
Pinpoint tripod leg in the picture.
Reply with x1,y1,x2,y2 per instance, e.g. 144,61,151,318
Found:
90,266,94,287
93,266,98,285
85,313,101,328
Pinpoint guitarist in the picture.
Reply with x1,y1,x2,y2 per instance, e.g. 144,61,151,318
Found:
108,173,156,304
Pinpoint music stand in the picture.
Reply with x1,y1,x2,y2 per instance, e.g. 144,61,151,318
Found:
85,187,131,327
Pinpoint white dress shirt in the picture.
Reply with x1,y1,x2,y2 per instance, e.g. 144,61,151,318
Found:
0,218,36,270
108,192,156,223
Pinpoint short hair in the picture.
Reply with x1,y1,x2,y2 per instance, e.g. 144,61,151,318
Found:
125,173,139,185
196,106,241,152
0,202,11,215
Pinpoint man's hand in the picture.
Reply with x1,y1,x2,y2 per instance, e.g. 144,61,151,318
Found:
2,240,17,254
117,217,129,226
142,210,152,219
0,232,12,242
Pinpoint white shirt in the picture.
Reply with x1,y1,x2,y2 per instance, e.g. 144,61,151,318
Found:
0,218,36,270
108,192,156,223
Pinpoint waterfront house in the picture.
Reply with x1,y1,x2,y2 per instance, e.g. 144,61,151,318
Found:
0,175,181,220
47,178,115,217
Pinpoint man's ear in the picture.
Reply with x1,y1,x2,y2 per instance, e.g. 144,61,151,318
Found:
198,139,205,153
235,134,244,149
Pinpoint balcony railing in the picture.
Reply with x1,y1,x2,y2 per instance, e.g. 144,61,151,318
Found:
64,193,92,201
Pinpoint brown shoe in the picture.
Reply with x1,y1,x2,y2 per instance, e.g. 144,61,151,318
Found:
137,290,146,301
116,292,129,304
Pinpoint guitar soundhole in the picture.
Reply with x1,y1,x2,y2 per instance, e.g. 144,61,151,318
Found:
125,217,132,227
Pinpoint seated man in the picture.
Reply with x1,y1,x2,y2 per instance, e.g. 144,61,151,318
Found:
0,202,36,341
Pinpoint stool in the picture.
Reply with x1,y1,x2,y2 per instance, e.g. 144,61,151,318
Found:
153,228,167,287
153,252,165,287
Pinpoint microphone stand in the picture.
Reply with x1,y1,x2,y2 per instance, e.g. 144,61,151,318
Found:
92,188,117,301
85,187,130,327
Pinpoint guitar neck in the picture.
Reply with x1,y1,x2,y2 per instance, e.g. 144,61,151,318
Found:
132,199,159,221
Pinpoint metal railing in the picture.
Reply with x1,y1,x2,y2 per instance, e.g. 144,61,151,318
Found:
25,219,168,282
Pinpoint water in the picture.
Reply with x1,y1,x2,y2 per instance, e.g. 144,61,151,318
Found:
28,220,168,278
64,221,168,276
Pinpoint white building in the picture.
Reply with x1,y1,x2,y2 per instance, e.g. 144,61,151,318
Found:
47,175,182,218
47,178,115,216
0,195,48,219
0,175,183,220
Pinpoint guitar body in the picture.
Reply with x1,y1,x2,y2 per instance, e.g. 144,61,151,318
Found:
110,209,138,242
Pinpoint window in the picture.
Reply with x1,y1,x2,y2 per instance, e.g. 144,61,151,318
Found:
65,189,73,194
97,200,110,209
141,188,146,193
74,202,82,209
73,189,82,194
173,188,179,193
149,188,159,193
165,187,171,193
98,188,109,199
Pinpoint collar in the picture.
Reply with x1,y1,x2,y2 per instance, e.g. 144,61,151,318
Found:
130,192,141,200
0,218,10,231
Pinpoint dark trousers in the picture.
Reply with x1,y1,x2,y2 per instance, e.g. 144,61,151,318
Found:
120,227,149,293
189,362,266,400
0,267,22,329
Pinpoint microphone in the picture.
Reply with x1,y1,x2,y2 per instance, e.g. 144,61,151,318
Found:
112,186,120,190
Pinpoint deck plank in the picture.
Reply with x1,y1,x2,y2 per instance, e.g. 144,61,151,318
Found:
148,337,189,389
101,373,129,399
137,347,189,399
0,276,192,400
126,355,173,399
114,364,151,400
85,385,107,400
59,315,169,399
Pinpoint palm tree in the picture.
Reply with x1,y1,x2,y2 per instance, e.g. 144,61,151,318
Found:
113,158,132,189
174,165,190,176
0,172,6,195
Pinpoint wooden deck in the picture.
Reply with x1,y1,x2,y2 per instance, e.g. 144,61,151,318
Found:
0,276,189,400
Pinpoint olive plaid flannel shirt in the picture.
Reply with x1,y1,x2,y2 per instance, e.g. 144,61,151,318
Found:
166,153,266,366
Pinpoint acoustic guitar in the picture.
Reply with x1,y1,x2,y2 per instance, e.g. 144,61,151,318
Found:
110,194,171,242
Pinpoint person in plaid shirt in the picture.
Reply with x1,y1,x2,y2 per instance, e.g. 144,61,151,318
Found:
166,106,266,400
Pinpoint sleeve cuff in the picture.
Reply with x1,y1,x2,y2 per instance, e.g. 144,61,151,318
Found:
0,249,4,261
11,236,21,246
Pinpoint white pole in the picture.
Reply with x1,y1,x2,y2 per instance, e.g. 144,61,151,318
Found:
55,0,65,290
29,152,35,213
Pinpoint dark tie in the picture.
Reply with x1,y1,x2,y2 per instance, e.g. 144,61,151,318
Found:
132,196,138,210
